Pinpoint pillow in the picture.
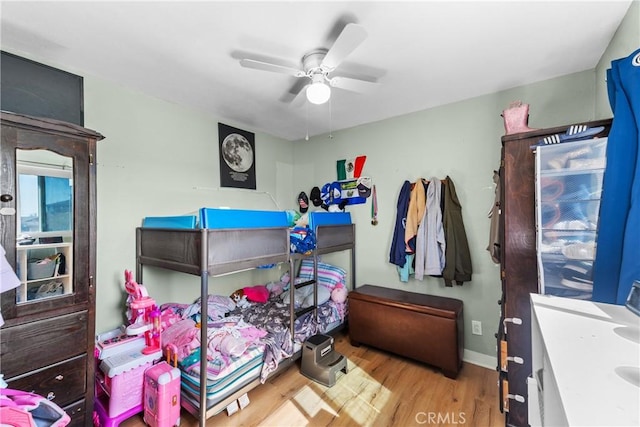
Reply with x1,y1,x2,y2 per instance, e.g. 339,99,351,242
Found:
266,281,286,297
280,285,313,307
242,285,269,303
302,286,331,308
297,259,346,290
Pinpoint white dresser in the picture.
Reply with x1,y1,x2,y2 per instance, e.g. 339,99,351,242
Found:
529,293,640,426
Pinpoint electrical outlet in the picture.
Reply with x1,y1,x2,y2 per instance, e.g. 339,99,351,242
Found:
472,320,482,335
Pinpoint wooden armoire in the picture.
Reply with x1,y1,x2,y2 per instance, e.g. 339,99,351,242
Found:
0,111,104,426
497,118,611,426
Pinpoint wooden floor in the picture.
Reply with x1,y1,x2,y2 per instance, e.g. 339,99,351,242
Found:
121,331,504,427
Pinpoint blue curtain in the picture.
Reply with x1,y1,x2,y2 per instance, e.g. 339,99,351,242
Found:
592,47,640,304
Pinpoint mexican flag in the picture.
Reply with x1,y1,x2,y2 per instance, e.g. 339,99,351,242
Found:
336,155,366,180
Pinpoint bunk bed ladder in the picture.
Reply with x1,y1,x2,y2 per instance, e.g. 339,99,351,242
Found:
289,253,319,344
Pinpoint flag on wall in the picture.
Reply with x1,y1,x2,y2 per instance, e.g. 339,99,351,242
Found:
337,156,367,180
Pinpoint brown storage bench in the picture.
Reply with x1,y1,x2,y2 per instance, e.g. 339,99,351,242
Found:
348,284,464,378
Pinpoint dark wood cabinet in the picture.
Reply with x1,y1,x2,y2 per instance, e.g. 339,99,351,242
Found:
497,118,611,426
0,111,104,426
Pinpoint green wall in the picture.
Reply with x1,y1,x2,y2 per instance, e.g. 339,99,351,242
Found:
289,2,638,361
84,78,295,332
291,69,598,361
3,1,637,364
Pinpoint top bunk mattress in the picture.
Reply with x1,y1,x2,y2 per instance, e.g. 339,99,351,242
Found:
200,208,289,229
142,208,352,231
142,208,289,230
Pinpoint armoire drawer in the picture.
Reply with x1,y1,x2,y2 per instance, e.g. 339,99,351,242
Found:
63,399,87,427
6,354,87,408
0,311,88,377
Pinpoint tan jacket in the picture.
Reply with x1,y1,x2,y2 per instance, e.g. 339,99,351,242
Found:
404,178,427,252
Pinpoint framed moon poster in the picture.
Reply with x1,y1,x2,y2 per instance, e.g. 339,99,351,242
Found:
218,123,256,189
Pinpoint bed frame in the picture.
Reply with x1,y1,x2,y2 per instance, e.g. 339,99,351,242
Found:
135,223,355,425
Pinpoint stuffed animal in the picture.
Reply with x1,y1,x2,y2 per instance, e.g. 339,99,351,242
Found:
231,285,269,306
331,283,348,304
294,212,309,227
280,272,291,285
266,281,286,297
230,288,244,302
230,290,251,309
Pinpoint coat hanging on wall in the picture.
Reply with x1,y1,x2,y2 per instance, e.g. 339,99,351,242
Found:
388,176,472,286
441,176,472,286
487,170,501,264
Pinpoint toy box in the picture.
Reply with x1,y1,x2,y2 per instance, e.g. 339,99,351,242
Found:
144,361,181,427
97,350,161,418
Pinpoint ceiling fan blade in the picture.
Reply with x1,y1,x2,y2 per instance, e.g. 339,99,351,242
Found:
289,83,310,108
279,79,309,103
321,23,368,71
239,59,306,77
329,76,378,93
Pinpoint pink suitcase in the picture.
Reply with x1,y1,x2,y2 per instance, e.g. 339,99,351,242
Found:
143,361,181,427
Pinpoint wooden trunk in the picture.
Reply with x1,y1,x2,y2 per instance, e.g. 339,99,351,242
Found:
348,284,463,378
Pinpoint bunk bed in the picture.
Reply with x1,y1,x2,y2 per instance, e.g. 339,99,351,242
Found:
135,214,355,426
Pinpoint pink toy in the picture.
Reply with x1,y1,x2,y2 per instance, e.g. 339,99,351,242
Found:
94,397,142,427
124,270,161,354
0,406,36,427
0,388,70,427
144,361,181,427
143,305,162,355
165,344,179,368
96,350,160,419
331,283,348,303
124,270,155,330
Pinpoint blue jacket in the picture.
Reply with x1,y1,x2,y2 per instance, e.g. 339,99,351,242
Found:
389,181,411,267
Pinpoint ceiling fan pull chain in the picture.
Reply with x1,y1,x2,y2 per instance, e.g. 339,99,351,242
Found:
329,97,333,139
305,101,309,141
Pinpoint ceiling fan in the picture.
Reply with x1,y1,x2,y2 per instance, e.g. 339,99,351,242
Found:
239,23,378,105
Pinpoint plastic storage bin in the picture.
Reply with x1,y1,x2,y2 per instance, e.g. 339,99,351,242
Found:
26,258,56,280
535,137,608,300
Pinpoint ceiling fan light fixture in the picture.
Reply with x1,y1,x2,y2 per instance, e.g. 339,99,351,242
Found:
306,75,331,105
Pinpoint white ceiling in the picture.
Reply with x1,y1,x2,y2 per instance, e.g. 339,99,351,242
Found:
0,1,633,141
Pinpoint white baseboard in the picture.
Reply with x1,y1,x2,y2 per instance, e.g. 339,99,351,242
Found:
463,349,497,370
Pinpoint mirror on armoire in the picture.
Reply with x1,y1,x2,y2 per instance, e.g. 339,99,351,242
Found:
14,149,74,304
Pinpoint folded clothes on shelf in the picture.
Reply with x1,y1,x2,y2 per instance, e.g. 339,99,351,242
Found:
562,242,596,260
533,125,605,147
560,260,594,291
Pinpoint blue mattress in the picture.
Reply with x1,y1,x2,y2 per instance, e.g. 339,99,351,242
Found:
142,215,197,229
308,211,352,232
199,208,289,229
142,208,290,230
